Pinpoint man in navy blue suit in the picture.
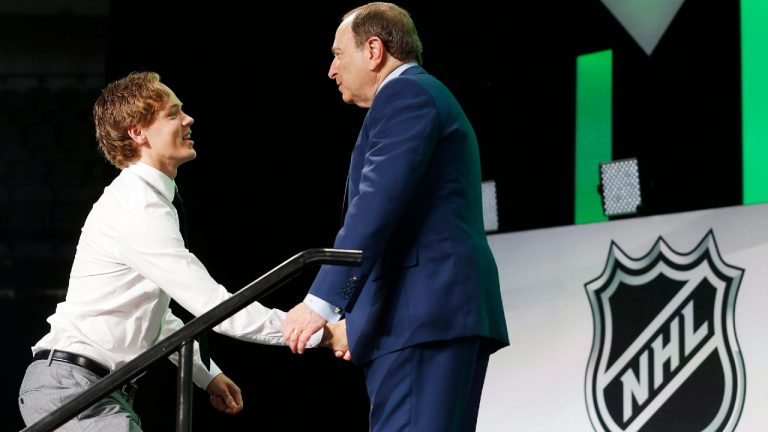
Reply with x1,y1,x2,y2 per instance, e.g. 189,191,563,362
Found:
283,2,509,430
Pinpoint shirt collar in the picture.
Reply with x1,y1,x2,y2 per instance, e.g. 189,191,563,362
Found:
376,62,418,96
126,162,177,202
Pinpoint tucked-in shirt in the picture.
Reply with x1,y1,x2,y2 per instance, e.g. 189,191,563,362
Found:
33,162,322,388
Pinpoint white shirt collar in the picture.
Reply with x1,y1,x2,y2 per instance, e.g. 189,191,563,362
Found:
376,62,418,96
126,162,177,202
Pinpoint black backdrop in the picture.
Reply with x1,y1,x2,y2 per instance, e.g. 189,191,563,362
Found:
3,0,741,430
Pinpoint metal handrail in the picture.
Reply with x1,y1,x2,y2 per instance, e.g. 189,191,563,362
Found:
22,248,362,432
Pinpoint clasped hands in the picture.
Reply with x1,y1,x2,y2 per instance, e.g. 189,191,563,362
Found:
282,303,352,361
204,304,350,417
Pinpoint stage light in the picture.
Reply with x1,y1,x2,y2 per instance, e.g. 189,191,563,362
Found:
482,180,499,232
599,158,642,218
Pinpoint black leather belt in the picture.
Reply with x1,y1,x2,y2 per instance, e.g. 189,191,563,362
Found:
33,349,110,378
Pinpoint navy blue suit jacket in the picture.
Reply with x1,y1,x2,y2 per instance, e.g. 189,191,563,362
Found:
310,66,509,365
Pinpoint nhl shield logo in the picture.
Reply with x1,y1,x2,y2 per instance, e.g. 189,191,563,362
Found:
585,231,745,432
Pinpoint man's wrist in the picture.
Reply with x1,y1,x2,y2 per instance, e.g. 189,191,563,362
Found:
304,294,343,322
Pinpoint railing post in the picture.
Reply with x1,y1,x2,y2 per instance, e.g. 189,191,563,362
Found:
176,340,194,432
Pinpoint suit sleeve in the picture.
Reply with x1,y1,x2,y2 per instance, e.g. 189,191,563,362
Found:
309,78,439,310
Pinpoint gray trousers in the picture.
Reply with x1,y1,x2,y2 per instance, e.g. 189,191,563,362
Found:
19,359,142,431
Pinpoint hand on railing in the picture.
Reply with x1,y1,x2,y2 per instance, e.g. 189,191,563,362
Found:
206,373,244,415
322,320,352,361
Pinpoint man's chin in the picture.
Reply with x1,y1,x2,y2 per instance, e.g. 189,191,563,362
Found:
179,151,197,165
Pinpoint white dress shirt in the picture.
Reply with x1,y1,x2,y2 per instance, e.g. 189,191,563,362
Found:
33,162,322,388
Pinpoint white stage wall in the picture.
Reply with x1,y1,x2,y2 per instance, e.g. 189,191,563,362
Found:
478,203,768,431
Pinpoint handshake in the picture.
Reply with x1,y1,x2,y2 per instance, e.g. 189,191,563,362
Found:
207,302,352,415
282,303,352,361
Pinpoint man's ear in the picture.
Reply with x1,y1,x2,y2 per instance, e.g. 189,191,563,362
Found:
366,36,385,70
127,125,146,144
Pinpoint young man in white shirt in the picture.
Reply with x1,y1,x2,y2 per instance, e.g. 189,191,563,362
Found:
18,71,349,431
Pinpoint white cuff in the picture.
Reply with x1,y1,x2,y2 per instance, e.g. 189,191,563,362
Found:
194,357,222,389
304,294,342,323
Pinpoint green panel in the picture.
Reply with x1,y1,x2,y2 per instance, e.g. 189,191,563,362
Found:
575,50,612,224
742,0,768,204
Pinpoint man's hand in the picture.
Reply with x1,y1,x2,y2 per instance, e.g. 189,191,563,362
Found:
206,373,243,415
282,303,327,354
322,320,353,361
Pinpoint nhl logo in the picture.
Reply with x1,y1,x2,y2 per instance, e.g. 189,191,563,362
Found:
585,231,745,431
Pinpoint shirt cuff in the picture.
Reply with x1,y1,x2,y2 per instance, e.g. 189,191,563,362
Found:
306,327,324,349
304,294,342,323
194,358,222,389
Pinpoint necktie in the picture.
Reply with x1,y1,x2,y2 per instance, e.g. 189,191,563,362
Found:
172,188,211,369
172,190,189,246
